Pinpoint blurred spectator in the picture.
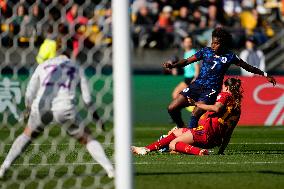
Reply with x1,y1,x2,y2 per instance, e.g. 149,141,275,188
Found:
57,23,69,47
153,5,174,48
36,25,56,64
223,0,242,16
66,4,88,27
132,0,150,14
173,6,190,47
223,0,242,26
156,0,175,12
12,4,27,35
0,0,7,16
241,0,255,9
17,3,43,47
240,8,258,35
240,36,265,76
240,8,269,44
132,0,159,17
98,5,112,45
66,4,79,25
28,3,43,28
189,9,207,30
65,3,89,57
133,5,156,48
72,23,88,58
206,4,219,28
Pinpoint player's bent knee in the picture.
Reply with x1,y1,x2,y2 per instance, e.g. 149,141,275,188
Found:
167,104,173,112
173,129,183,137
168,103,177,113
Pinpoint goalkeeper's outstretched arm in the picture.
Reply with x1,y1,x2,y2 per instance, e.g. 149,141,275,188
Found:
25,67,40,108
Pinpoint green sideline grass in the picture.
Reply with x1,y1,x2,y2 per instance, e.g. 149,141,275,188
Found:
0,125,284,189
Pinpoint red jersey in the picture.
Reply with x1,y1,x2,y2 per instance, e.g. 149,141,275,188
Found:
197,92,241,147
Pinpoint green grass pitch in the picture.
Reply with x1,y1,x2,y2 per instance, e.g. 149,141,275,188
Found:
0,124,284,189
133,125,284,189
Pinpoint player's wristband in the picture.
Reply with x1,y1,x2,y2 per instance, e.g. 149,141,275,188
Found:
263,72,268,77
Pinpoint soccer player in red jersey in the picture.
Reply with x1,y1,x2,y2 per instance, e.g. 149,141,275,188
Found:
132,77,243,156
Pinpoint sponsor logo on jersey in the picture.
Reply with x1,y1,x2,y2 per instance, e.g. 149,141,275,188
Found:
221,57,227,63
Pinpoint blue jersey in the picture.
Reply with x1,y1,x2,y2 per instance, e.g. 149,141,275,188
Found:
193,47,239,91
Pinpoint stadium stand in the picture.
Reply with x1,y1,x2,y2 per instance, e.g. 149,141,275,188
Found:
0,0,284,73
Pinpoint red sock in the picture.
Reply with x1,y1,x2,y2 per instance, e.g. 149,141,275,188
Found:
175,142,202,155
146,133,176,151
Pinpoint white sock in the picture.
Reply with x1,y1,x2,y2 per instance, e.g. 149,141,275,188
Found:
1,134,31,169
86,140,114,176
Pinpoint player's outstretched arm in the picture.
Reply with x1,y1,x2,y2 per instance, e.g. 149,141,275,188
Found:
195,102,224,113
236,59,277,86
162,55,198,70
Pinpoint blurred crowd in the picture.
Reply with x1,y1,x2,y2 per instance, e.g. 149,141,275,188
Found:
0,0,284,58
0,0,113,60
132,0,284,49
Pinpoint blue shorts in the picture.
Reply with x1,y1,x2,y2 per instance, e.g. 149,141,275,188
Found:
180,82,219,105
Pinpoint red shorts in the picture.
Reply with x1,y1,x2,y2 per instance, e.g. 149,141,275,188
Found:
182,117,220,148
182,127,207,147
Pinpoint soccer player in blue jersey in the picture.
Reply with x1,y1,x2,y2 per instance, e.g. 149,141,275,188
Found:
163,27,276,129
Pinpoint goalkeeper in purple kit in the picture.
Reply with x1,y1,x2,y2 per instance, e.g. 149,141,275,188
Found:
0,52,114,179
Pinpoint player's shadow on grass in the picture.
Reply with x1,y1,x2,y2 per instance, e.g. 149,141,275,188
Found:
136,170,284,176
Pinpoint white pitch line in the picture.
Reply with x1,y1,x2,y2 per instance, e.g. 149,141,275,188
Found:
12,161,284,167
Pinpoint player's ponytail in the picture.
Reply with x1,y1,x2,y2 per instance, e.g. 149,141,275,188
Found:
224,78,243,110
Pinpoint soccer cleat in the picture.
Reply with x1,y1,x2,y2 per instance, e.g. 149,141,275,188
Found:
131,146,149,155
199,149,209,156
